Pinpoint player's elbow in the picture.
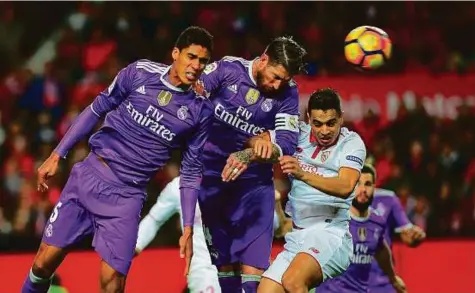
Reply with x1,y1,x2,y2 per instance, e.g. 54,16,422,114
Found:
338,182,357,199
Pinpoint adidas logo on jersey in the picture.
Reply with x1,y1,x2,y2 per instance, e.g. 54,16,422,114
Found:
135,85,146,94
227,84,238,93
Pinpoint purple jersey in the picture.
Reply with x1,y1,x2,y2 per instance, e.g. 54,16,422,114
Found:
199,56,299,180
317,209,386,293
86,60,212,192
369,188,412,288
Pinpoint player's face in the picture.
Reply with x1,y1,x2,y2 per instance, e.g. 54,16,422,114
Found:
256,59,291,94
172,44,211,85
352,172,375,211
308,109,343,147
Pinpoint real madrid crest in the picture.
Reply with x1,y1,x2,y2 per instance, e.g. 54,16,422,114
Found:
261,99,273,112
245,88,260,105
357,227,367,241
321,150,331,162
157,90,172,106
177,106,188,120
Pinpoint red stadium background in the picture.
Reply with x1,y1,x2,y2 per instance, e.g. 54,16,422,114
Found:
2,2,475,293
1,241,474,293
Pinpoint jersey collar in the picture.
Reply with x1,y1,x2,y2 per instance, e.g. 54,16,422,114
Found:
160,66,190,92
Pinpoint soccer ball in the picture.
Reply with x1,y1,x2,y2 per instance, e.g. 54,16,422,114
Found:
344,26,392,70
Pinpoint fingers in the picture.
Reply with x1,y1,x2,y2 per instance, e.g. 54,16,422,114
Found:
254,141,272,159
222,156,246,182
230,164,247,181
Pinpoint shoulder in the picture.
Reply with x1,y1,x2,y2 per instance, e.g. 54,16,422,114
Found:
374,188,397,198
340,127,365,147
133,59,168,75
297,122,311,142
203,56,248,76
127,59,168,83
368,209,387,228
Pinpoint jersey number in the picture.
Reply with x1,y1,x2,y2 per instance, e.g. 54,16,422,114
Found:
49,202,63,223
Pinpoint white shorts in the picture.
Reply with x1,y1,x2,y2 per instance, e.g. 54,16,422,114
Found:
263,220,352,284
187,266,221,293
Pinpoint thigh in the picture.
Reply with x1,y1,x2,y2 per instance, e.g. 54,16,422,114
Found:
300,225,352,283
199,176,233,267
282,252,323,288
42,163,93,248
233,183,275,269
261,249,293,286
92,189,144,276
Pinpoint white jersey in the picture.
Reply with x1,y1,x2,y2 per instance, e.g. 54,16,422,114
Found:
286,123,366,228
136,176,212,272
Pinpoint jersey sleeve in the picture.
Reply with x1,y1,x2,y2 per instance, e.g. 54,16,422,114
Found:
390,197,413,233
54,62,137,158
180,102,214,227
136,178,180,251
268,86,300,156
91,61,136,117
339,134,367,171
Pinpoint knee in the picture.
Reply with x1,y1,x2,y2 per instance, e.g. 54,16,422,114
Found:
242,265,264,276
32,243,65,278
100,274,126,293
282,274,305,293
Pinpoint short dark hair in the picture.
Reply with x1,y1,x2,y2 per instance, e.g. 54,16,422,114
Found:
307,88,343,116
175,26,214,53
361,164,377,183
265,36,307,76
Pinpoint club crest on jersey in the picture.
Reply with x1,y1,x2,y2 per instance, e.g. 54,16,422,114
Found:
288,116,298,131
177,106,188,120
357,227,367,241
245,88,260,105
157,90,172,106
261,98,273,112
321,150,331,162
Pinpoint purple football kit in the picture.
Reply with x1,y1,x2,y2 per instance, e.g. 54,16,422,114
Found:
42,60,213,275
368,188,412,293
317,209,387,293
198,56,300,269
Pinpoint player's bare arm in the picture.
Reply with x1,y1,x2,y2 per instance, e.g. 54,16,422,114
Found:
36,152,61,192
279,155,360,199
375,240,407,293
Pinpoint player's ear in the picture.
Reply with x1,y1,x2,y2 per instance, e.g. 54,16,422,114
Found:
259,53,269,68
172,47,180,61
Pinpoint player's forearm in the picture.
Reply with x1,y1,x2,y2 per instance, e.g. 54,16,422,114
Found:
299,172,355,199
375,243,397,282
54,106,100,158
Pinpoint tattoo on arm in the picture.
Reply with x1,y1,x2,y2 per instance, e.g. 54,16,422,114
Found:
233,148,254,164
233,144,281,164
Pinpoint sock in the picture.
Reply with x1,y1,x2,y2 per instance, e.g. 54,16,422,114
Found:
242,274,261,293
218,272,242,293
21,269,52,293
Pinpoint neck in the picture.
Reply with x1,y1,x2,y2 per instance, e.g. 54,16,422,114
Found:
350,206,369,218
168,64,191,91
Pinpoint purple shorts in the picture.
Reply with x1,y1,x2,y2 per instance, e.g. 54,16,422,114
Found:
42,153,145,275
198,176,275,270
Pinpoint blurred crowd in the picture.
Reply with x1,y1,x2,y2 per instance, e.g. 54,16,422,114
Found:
1,2,475,251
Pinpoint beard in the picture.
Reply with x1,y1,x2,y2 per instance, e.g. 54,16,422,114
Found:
352,196,373,213
255,70,283,97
